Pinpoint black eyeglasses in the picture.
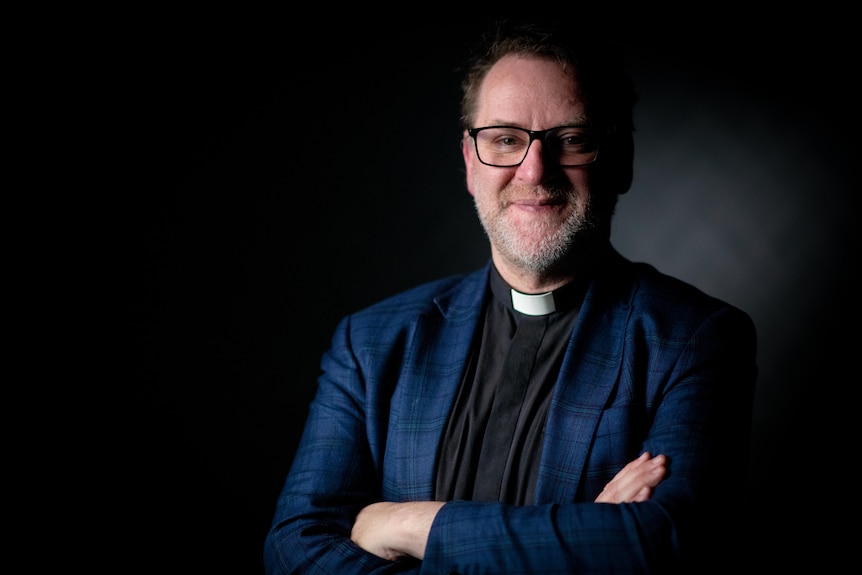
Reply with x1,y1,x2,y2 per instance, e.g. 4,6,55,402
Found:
467,125,600,167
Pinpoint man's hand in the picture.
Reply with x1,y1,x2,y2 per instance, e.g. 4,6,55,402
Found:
595,451,667,503
351,501,444,561
351,452,667,561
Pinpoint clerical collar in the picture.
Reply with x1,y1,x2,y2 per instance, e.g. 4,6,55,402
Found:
488,265,588,317
510,289,555,316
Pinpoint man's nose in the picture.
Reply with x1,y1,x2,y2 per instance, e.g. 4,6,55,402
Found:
516,138,547,183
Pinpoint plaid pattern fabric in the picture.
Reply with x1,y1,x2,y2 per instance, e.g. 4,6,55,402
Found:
264,248,757,574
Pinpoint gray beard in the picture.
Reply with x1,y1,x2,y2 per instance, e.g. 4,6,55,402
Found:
475,193,600,275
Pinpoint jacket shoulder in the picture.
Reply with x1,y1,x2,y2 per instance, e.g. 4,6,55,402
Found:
628,261,744,312
618,259,757,340
351,265,488,323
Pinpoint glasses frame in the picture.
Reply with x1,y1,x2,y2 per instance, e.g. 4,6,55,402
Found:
467,125,601,168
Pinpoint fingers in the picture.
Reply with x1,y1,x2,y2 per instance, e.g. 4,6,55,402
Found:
632,485,651,503
594,452,668,504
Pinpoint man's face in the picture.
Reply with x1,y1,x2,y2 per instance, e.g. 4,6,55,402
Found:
463,54,602,280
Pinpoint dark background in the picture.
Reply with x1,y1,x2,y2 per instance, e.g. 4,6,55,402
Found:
110,13,856,574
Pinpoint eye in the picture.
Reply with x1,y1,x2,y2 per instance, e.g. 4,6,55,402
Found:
553,128,596,151
476,128,530,151
490,130,528,148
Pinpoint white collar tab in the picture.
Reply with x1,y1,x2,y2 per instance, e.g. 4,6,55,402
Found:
510,289,555,316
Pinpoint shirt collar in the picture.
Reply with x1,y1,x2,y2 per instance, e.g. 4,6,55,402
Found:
488,265,588,316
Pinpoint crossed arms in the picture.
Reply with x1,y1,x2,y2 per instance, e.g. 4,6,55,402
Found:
351,451,667,561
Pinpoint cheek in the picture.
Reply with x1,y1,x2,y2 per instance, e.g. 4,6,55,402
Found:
463,141,477,197
566,168,593,199
470,162,518,198
469,169,508,204
463,140,512,198
465,162,476,197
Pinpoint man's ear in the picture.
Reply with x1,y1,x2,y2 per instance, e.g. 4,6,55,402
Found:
461,132,476,197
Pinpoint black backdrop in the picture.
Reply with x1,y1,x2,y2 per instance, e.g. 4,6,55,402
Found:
116,13,857,573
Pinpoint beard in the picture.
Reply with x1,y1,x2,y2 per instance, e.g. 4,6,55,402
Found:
472,180,605,275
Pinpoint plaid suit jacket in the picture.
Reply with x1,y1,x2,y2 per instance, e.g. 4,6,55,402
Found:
264,246,758,574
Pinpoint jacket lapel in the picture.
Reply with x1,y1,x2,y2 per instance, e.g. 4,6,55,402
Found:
385,254,636,505
534,253,634,504
385,266,489,501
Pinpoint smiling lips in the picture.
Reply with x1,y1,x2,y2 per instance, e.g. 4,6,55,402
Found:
508,196,566,212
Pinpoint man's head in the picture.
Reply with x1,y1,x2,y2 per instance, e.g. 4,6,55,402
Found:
459,20,636,286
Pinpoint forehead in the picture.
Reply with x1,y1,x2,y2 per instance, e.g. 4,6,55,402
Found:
475,54,588,126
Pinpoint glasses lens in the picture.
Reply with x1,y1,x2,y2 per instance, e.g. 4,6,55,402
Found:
473,127,531,167
546,126,598,166
473,126,598,167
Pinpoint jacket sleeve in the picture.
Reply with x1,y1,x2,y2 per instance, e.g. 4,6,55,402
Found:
263,313,422,575
420,304,758,574
265,290,758,574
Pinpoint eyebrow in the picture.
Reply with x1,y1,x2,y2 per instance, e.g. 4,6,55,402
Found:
480,116,592,129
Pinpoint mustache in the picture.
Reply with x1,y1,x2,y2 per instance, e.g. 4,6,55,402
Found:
503,183,573,200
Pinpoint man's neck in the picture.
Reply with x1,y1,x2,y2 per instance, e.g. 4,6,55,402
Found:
492,250,604,294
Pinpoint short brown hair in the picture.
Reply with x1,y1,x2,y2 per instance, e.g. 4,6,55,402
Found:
459,19,636,136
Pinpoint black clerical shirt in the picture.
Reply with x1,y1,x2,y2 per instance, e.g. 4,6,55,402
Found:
434,266,586,505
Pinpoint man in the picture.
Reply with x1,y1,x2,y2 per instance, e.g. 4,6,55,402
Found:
264,20,757,574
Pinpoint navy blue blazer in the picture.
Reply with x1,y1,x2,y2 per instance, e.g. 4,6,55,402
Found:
264,247,758,574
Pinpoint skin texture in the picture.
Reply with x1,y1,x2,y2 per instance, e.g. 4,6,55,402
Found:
349,54,668,562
